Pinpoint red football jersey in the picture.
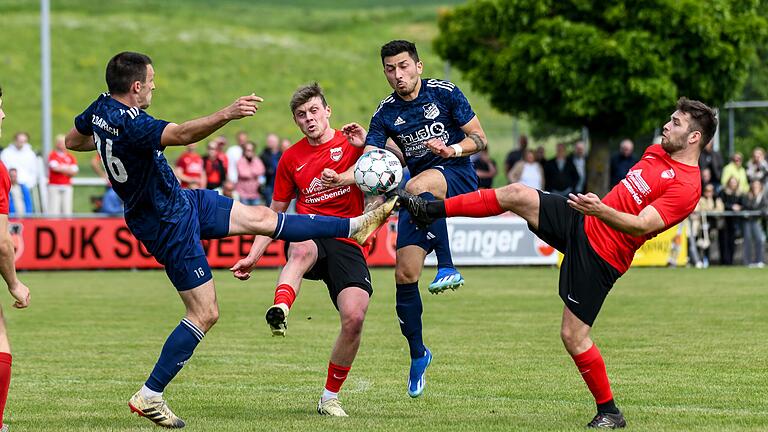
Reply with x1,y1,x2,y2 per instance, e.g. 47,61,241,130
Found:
584,144,701,273
273,130,365,249
48,150,78,185
0,162,9,215
176,152,205,188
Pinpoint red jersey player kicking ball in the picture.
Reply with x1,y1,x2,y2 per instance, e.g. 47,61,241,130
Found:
397,97,716,429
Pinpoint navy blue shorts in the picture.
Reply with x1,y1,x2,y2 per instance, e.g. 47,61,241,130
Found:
142,189,233,291
396,164,478,251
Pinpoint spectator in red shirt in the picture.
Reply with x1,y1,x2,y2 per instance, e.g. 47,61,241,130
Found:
48,134,79,215
203,140,226,190
174,142,206,189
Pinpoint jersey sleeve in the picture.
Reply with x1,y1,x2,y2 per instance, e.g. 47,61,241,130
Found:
364,114,389,149
649,182,698,227
271,156,297,203
448,84,476,127
129,112,170,152
73,95,107,136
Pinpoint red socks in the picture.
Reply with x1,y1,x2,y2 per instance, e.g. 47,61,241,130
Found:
571,343,613,404
324,362,351,393
273,284,296,308
444,189,504,218
0,352,11,427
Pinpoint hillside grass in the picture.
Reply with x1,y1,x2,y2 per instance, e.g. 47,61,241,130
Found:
0,0,525,211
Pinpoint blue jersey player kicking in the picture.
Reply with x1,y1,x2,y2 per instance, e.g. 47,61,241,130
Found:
342,40,488,398
65,52,396,429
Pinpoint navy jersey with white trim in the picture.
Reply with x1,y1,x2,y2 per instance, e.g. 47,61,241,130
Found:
365,78,475,176
74,94,186,239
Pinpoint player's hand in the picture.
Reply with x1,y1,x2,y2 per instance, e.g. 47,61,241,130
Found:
8,280,30,309
321,168,346,188
425,138,452,158
229,256,258,281
341,123,367,147
567,193,604,216
225,94,264,120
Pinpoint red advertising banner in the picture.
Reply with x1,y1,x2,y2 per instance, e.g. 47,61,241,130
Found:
9,217,399,270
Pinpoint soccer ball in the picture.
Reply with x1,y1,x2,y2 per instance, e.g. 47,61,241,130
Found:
354,149,403,195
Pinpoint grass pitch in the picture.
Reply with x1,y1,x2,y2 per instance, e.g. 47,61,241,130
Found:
4,266,768,431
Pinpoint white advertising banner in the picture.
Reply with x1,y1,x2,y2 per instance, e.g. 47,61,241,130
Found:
424,216,558,266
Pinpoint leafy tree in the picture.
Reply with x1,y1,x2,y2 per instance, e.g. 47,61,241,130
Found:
435,0,767,192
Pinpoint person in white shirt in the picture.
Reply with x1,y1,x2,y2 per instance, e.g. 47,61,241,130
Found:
1,132,38,189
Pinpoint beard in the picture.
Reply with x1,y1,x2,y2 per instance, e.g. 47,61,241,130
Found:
661,135,685,153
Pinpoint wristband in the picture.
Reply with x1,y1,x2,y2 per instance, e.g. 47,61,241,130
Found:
450,144,463,157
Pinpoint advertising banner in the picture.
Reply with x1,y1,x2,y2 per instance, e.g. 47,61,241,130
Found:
8,215,559,270
424,216,559,266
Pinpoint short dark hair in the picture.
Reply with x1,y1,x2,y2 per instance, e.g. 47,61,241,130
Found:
106,52,153,94
290,82,327,114
677,97,718,149
381,40,419,65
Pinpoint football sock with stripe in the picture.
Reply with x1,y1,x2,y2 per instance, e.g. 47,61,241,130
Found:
442,189,504,218
0,352,11,427
395,282,426,359
419,192,454,269
272,213,350,242
571,343,618,414
273,284,296,309
323,362,351,402
144,318,205,393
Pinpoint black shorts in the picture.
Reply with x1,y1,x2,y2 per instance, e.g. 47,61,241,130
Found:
284,239,373,309
529,191,622,326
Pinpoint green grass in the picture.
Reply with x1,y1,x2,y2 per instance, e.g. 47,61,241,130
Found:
4,267,768,431
0,0,523,214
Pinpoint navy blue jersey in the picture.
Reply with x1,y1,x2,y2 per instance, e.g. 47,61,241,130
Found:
74,94,185,240
366,79,476,176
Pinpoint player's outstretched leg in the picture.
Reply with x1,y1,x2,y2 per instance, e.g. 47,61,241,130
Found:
228,197,397,246
397,188,507,225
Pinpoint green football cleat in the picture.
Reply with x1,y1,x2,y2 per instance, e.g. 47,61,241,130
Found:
350,196,398,245
317,398,349,417
129,390,186,428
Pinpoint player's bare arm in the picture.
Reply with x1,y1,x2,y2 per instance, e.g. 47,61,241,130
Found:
0,215,29,309
425,116,487,159
65,128,97,152
230,199,291,280
161,94,263,147
567,192,666,237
